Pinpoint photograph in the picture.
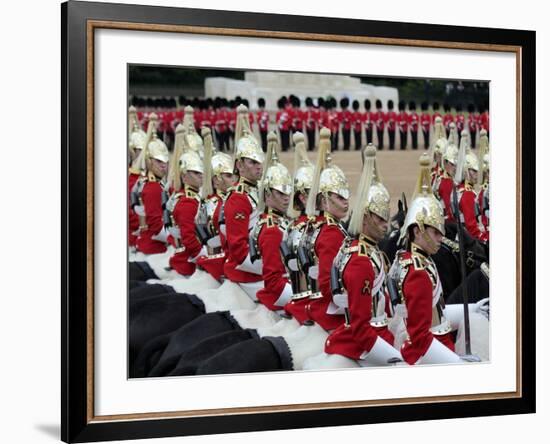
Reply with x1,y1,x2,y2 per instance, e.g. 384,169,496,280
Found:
127,66,491,379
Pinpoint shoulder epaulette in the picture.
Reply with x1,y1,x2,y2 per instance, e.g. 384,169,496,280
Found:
412,254,425,270
398,256,414,268
357,242,368,257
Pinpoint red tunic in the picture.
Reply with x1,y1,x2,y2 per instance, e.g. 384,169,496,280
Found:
306,216,346,331
436,173,456,222
168,186,203,276
397,111,409,132
276,110,291,131
340,109,352,131
459,182,489,242
443,113,455,131
223,180,262,283
420,112,431,132
304,107,318,131
409,111,419,132
256,110,270,132
325,238,394,359
351,111,363,132
256,212,292,311
386,111,397,131
372,110,386,130
136,178,167,254
128,170,141,247
397,248,454,365
215,108,229,133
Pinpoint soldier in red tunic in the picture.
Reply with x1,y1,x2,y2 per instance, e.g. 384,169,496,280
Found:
133,117,171,255
386,100,397,150
389,154,462,365
443,103,455,138
455,142,489,243
304,97,318,151
339,97,352,150
166,150,206,276
325,145,403,365
397,100,409,151
351,100,363,151
248,132,295,311
301,128,350,331
420,101,431,150
222,105,266,300
195,127,236,282
128,107,147,248
363,99,374,145
433,143,458,221
282,132,315,322
373,99,385,150
256,97,269,152
276,96,291,152
408,101,420,150
327,98,340,151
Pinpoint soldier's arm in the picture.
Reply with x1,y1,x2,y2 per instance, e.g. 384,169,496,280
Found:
259,226,292,308
403,269,435,355
174,198,203,259
224,193,253,266
460,192,488,242
142,182,164,235
346,256,379,352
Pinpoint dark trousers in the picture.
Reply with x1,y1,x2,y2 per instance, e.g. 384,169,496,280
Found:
470,130,476,148
376,128,384,149
342,129,351,150
280,130,290,151
331,132,339,151
422,129,430,149
306,129,315,151
365,127,373,144
259,130,268,152
411,130,418,149
353,130,362,150
399,130,407,150
216,131,229,151
388,129,396,150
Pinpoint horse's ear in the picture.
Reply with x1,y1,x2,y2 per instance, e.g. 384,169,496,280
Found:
398,199,403,213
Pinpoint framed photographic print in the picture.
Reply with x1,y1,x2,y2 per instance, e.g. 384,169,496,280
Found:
62,0,535,442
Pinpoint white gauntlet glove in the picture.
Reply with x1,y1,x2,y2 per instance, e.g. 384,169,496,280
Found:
133,205,145,216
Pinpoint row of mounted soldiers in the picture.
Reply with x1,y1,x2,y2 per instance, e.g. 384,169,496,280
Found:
128,103,489,367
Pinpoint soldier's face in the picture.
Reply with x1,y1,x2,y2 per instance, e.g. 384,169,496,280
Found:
183,170,203,189
238,158,263,183
363,211,388,242
267,189,290,213
414,225,443,255
214,173,236,192
445,160,456,175
150,159,168,178
324,192,349,220
467,169,479,183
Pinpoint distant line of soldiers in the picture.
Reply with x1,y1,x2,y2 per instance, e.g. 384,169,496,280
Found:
128,103,489,367
131,95,490,153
